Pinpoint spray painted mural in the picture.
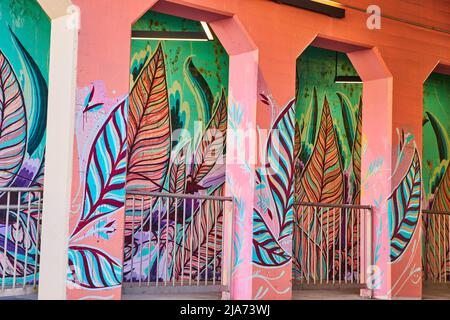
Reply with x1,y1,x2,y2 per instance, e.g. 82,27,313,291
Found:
291,47,363,283
422,72,450,282
0,0,50,287
123,12,229,283
67,11,228,298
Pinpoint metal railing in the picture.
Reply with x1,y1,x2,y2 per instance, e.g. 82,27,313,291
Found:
422,210,450,284
123,191,233,293
0,188,43,295
292,202,372,287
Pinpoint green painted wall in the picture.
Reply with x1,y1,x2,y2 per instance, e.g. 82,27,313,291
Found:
423,72,450,204
131,11,229,134
293,46,363,282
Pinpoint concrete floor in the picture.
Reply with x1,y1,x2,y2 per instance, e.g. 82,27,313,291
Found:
1,286,448,300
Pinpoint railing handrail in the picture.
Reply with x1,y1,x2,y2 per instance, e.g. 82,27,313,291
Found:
422,209,450,216
0,187,43,192
294,201,372,210
126,190,233,202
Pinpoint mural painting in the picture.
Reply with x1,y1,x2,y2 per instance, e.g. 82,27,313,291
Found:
422,72,450,282
0,0,50,287
67,11,229,295
292,47,363,283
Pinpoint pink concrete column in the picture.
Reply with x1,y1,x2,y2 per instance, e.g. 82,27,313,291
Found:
66,0,157,300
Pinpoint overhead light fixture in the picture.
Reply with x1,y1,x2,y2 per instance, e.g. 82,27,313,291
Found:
334,52,362,84
132,21,214,42
273,0,345,19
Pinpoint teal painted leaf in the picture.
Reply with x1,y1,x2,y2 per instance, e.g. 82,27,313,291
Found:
68,245,122,289
389,150,422,262
9,27,48,157
0,50,27,188
253,209,291,267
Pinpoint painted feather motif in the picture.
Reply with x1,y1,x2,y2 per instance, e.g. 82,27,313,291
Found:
253,208,291,267
169,144,188,195
72,100,128,236
9,27,47,157
295,97,344,279
425,164,449,279
127,43,171,192
0,50,27,188
265,100,296,240
68,245,122,289
352,98,362,204
186,89,227,192
298,97,344,244
389,149,422,262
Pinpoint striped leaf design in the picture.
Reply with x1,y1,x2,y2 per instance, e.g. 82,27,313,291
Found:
352,98,362,204
73,100,128,236
426,164,449,279
9,27,47,156
294,121,302,161
265,100,296,240
253,208,291,267
173,184,225,279
389,150,422,262
187,89,227,191
127,43,171,192
169,144,188,195
298,97,344,243
296,97,343,279
68,246,121,289
0,51,27,188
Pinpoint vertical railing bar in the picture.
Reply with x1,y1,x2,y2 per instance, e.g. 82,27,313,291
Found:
173,198,178,287
181,198,186,287
130,196,136,278
12,192,21,289
344,207,347,284
23,195,32,288
306,206,310,285
338,207,342,285
165,198,169,287
147,197,153,287
437,214,442,283
301,206,304,284
331,208,336,284
205,200,210,286
213,200,218,286
446,215,448,283
2,192,11,291
189,199,194,286
197,200,202,287
326,207,330,284
33,192,42,288
139,197,144,287
351,208,354,284
357,209,360,284
366,208,373,295
318,206,322,284
156,198,162,288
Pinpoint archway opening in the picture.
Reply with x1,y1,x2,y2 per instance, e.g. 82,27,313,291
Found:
292,45,366,299
123,9,230,299
421,65,450,299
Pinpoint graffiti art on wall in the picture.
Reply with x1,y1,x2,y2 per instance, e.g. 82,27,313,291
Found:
291,47,363,282
422,72,450,282
123,12,230,283
67,12,229,296
0,0,50,286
